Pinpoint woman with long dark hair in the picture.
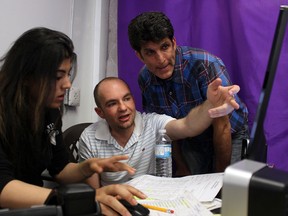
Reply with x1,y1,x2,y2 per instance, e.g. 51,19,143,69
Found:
0,27,146,215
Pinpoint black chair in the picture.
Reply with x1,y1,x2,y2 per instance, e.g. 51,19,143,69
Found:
42,122,92,186
63,122,92,162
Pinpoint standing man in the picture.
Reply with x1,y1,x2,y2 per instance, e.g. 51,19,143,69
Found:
128,11,249,175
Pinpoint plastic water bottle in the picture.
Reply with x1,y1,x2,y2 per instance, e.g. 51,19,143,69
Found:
155,129,172,177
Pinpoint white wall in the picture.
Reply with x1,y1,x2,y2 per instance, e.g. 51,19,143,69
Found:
0,0,74,56
0,0,108,130
62,0,109,129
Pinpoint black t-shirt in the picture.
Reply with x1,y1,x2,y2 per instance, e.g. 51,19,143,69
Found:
0,109,69,192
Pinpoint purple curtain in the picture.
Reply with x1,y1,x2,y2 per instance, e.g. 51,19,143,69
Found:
118,0,288,171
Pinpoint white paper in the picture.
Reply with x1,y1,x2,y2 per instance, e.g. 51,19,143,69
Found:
125,173,223,216
126,173,223,202
139,193,213,216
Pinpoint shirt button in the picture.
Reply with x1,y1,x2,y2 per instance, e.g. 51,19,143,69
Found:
169,91,173,96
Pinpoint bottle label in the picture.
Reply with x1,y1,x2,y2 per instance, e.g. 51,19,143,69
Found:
155,144,171,159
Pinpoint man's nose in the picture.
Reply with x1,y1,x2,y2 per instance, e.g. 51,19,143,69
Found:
118,101,127,110
156,52,165,64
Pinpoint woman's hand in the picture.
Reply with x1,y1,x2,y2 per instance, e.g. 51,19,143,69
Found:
96,184,147,216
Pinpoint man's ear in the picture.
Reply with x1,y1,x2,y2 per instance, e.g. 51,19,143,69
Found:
172,37,177,47
94,107,105,119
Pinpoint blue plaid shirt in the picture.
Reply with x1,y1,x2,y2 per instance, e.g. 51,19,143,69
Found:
138,46,248,136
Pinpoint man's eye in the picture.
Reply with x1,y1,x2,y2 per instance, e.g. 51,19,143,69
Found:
107,102,116,107
145,50,154,56
162,44,169,50
124,97,131,101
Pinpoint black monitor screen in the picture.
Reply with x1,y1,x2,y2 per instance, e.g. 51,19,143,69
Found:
244,5,288,163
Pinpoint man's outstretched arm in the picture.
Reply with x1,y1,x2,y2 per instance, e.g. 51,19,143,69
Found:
165,78,239,140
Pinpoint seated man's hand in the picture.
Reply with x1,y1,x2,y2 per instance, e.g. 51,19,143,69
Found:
207,78,240,118
85,155,136,176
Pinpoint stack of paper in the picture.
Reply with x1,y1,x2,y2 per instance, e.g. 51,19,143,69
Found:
125,173,223,216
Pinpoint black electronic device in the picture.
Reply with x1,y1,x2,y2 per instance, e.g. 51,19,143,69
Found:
243,5,288,162
56,183,100,216
119,199,150,216
0,183,101,216
221,5,288,216
0,205,63,216
222,159,288,216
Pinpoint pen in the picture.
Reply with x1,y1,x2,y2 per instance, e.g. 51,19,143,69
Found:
141,204,174,214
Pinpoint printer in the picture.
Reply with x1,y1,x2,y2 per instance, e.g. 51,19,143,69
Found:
221,159,288,216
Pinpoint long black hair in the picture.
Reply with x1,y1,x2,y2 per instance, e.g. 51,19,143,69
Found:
0,27,76,175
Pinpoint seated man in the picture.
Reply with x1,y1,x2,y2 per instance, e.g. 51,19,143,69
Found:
78,77,240,188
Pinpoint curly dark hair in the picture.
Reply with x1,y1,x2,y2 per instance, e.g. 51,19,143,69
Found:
128,11,174,52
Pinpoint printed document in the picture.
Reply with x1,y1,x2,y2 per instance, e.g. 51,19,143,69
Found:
125,173,223,216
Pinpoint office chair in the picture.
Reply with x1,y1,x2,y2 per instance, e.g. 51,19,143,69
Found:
63,122,92,162
42,122,92,187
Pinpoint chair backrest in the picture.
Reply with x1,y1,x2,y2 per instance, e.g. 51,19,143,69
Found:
63,123,92,163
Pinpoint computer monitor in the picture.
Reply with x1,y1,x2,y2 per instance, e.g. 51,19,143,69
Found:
243,5,288,163
222,7,288,216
